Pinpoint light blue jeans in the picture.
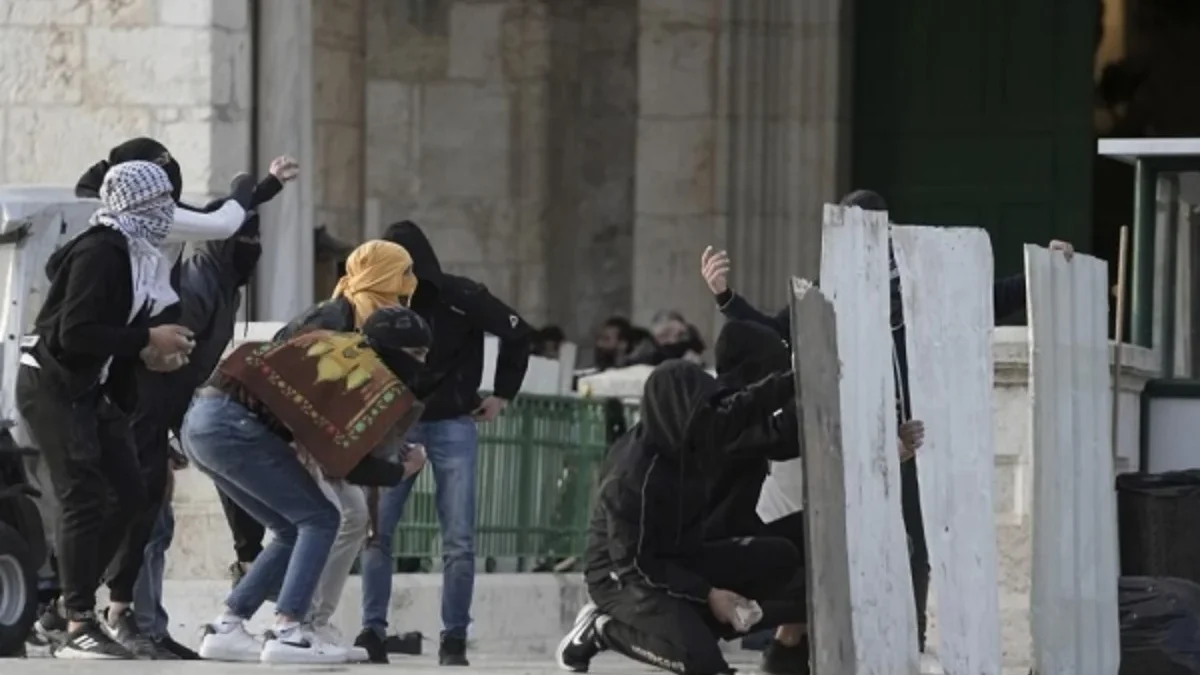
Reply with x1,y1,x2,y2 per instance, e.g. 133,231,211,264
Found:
360,417,478,639
133,503,174,639
181,395,339,620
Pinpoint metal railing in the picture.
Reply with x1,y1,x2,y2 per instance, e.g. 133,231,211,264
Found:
390,394,639,571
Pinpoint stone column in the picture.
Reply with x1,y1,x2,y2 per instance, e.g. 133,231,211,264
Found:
256,0,316,320
632,0,724,333
721,0,848,316
362,0,551,324
544,0,638,343
630,0,849,339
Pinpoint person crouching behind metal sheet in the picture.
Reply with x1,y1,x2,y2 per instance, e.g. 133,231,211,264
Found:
183,305,430,665
557,360,804,675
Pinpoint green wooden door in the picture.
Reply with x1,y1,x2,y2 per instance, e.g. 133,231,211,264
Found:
851,0,1098,276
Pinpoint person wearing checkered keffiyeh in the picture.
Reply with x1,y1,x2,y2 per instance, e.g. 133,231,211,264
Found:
90,160,181,321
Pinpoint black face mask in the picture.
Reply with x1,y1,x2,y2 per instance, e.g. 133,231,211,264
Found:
594,348,618,369
232,242,262,286
375,346,424,389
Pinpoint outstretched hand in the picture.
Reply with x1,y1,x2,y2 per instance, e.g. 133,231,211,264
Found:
701,246,731,295
270,155,300,183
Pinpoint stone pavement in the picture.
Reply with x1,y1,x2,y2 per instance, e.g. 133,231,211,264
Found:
0,654,662,675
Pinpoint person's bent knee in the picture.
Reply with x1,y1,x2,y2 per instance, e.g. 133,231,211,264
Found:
304,499,341,535
342,496,370,542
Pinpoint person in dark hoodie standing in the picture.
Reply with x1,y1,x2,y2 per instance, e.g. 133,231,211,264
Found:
556,360,806,675
358,220,534,666
698,189,1073,649
16,161,199,660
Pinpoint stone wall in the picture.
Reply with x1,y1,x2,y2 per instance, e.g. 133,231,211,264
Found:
313,0,366,249
363,0,551,324
0,0,252,199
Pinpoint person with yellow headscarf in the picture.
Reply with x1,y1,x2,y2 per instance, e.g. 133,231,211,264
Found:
331,239,420,325
211,239,425,662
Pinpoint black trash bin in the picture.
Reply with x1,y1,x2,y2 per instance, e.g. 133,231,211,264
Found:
1117,471,1200,585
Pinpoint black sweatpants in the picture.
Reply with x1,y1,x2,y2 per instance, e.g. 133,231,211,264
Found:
590,537,807,675
104,369,173,593
16,365,150,619
219,490,264,563
901,457,929,647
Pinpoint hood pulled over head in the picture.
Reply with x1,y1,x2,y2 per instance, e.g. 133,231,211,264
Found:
715,320,789,389
108,137,184,203
383,220,443,287
362,305,433,385
640,360,718,460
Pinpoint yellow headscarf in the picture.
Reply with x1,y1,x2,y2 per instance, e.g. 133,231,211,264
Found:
332,240,419,328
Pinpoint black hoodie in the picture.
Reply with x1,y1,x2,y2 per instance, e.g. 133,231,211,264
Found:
383,220,533,420
27,227,150,412
704,321,800,539
583,360,796,602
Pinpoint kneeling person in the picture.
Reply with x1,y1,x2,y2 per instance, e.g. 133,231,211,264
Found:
184,306,429,664
559,360,804,675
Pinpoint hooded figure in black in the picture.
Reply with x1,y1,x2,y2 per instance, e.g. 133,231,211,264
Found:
705,320,799,541
702,189,1043,649
114,213,265,660
560,360,807,675
364,220,534,666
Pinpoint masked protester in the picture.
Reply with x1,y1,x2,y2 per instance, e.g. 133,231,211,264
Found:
188,306,430,665
357,220,533,666
73,137,285,245
698,189,1066,651
213,239,422,663
557,360,806,675
16,162,196,660
120,157,295,660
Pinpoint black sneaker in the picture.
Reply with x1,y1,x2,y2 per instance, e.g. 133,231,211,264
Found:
354,628,389,664
101,607,157,659
438,634,469,667
55,620,135,660
761,636,811,675
556,603,605,673
158,635,200,660
33,605,68,647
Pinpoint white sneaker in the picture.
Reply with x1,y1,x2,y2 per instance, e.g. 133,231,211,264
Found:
313,622,369,663
198,622,263,662
261,624,348,664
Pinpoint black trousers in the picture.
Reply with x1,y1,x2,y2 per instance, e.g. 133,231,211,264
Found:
16,365,150,619
102,369,174,593
900,457,930,647
219,489,264,563
590,537,807,675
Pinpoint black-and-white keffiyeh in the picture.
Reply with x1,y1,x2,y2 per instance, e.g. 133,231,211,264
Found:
90,160,179,321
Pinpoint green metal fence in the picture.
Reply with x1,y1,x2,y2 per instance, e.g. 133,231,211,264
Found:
391,395,640,569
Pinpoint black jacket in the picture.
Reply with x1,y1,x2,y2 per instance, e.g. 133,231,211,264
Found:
26,227,151,412
704,321,799,539
383,221,533,420
583,361,796,602
134,225,259,445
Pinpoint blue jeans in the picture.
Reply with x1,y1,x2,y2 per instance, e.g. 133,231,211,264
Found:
181,395,339,619
133,503,174,639
360,417,478,639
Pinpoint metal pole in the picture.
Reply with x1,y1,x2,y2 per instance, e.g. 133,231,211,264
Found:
1131,159,1157,347
1161,174,1181,375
